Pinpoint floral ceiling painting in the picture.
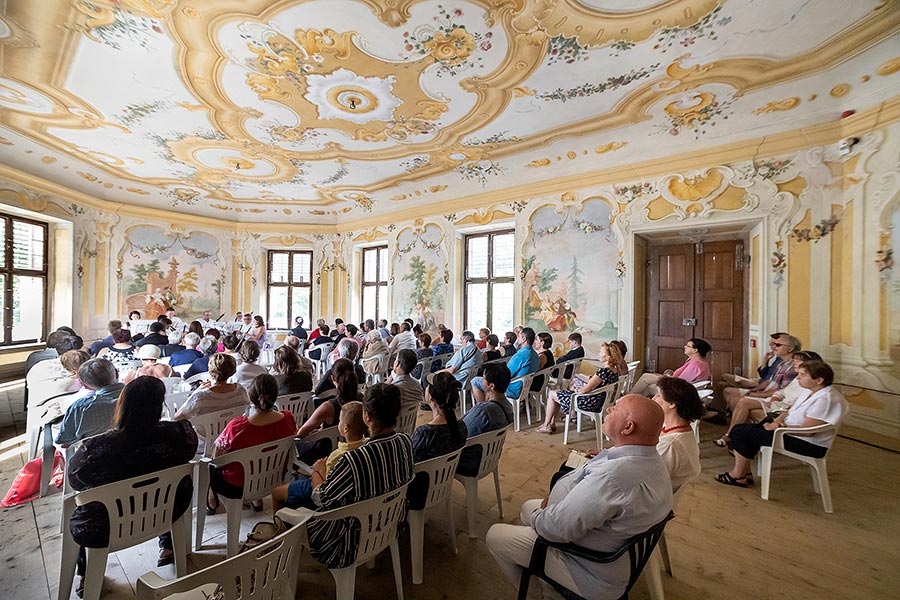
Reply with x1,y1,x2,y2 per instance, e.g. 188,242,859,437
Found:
522,198,619,340
0,0,898,223
120,226,225,318
392,221,447,332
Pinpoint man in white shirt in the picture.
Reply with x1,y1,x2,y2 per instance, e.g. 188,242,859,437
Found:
197,310,216,330
239,313,254,336
388,321,417,354
486,394,673,599
165,307,186,332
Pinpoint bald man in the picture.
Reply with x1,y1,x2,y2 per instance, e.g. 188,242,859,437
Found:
486,395,673,599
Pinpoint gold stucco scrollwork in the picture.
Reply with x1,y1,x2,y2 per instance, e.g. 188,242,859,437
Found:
753,97,801,115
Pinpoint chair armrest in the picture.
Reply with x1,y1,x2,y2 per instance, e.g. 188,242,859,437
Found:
135,572,168,600
275,506,315,527
536,536,629,564
772,423,834,448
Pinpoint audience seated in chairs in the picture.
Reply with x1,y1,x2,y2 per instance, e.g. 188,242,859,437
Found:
173,353,249,421
388,349,425,409
482,334,501,363
314,339,365,397
653,376,705,491
269,345,314,395
411,333,434,380
158,330,186,358
307,324,332,360
556,332,586,365
30,349,90,407
630,338,712,397
289,316,308,340
536,332,555,370
476,327,491,350
207,374,296,515
470,327,540,406
431,328,455,357
499,331,517,358
716,350,822,448
123,345,174,384
717,334,801,419
308,319,326,343
168,332,202,368
297,358,360,463
134,321,169,348
716,360,847,488
87,320,121,356
388,321,417,355
711,332,798,414
537,341,625,434
229,342,267,389
290,383,414,570
55,359,125,448
437,330,482,388
220,333,242,362
273,400,366,511
361,329,389,376
458,362,514,476
94,329,134,371
182,335,218,381
486,394,673,600
67,376,197,594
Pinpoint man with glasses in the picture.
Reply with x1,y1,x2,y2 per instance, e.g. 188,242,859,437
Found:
711,332,801,415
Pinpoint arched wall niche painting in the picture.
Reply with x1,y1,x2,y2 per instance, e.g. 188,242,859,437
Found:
118,225,225,319
391,221,447,333
521,197,619,344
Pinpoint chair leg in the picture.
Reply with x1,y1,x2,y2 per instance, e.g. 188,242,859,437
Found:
445,494,458,554
463,477,479,538
171,513,190,577
513,399,521,432
83,547,110,600
409,510,425,584
594,415,603,451
224,498,242,558
758,447,774,501
810,465,821,494
40,425,54,497
642,549,665,600
330,565,357,600
563,411,571,445
814,460,833,513
57,503,78,600
525,395,532,426
194,463,209,551
658,533,672,576
390,539,404,600
493,469,504,521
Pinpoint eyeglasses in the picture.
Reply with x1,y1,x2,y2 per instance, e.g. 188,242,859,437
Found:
771,342,788,347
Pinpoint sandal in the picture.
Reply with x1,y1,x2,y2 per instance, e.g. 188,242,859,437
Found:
206,492,220,516
157,548,174,567
743,473,754,486
714,435,730,447
251,500,264,512
535,424,556,434
715,472,749,487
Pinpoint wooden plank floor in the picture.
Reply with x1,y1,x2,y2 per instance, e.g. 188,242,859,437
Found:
1,380,899,599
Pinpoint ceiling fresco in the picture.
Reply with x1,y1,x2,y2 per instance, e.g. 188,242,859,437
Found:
0,0,898,223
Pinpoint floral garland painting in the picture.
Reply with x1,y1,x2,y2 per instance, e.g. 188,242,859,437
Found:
121,226,223,319
402,5,493,77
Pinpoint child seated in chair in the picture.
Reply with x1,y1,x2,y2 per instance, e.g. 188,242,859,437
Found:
273,401,366,510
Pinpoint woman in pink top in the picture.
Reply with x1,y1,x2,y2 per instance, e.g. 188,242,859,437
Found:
631,338,712,396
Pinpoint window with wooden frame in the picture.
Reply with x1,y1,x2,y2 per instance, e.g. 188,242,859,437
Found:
266,250,313,330
361,245,389,322
464,229,515,333
0,214,49,346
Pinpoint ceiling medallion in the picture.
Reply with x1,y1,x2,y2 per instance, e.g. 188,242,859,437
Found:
304,69,401,124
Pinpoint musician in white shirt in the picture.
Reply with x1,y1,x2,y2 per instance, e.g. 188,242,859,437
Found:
197,310,216,330
165,307,186,332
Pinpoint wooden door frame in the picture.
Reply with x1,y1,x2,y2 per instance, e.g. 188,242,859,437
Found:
625,219,761,377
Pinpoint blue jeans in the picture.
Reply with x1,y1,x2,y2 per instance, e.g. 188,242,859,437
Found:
286,476,315,509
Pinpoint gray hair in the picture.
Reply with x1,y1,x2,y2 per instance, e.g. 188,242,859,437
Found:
168,330,184,345
783,335,802,352
78,358,117,390
284,335,300,350
198,335,217,355
461,330,476,343
183,332,201,348
337,337,358,360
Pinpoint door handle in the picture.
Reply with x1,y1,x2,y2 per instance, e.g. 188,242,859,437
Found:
682,318,697,327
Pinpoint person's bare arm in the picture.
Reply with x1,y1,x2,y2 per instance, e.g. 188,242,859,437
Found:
297,402,334,437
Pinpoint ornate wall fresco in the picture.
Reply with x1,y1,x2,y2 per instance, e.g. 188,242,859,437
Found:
0,0,898,223
390,220,449,332
521,196,619,340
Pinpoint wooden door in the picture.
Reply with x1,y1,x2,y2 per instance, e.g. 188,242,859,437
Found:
645,240,744,382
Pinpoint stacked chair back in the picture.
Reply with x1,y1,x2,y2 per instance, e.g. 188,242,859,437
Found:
757,423,839,513
454,427,510,537
190,407,245,458
397,402,419,437
564,379,622,447
163,390,191,420
621,362,639,395
275,391,313,428
136,522,305,600
508,371,541,431
410,450,462,584
58,463,194,600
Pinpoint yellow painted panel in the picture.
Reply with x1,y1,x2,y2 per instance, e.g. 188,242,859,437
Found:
788,211,811,345
230,258,239,311
243,268,251,313
829,202,853,345
776,176,807,197
646,196,674,220
709,185,746,211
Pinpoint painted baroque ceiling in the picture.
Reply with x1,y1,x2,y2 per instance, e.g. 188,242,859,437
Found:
0,0,898,224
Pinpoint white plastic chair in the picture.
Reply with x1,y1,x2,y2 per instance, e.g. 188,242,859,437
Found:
692,380,712,390
757,423,838,513
195,437,296,556
162,391,190,421
397,402,419,437
158,376,183,393
564,380,622,447
409,450,461,584
306,343,335,380
361,355,389,384
58,463,194,600
189,407,246,458
621,361,640,395
157,356,171,365
172,363,191,376
454,427,510,538
507,372,541,432
136,518,307,600
276,391,313,429
277,485,411,600
183,371,211,386
525,366,555,421
549,358,583,393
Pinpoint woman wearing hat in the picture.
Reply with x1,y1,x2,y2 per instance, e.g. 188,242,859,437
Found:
124,344,175,383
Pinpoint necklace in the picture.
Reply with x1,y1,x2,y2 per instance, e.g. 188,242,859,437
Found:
661,423,691,434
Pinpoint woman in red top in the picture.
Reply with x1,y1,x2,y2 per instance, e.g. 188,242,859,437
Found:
208,373,296,513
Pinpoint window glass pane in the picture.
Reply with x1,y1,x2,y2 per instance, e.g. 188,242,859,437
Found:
270,253,288,283
466,282,488,330
467,236,488,278
13,220,44,270
268,287,288,330
362,286,376,322
12,275,43,341
0,219,5,267
378,285,388,323
492,233,515,278
378,248,389,282
291,287,310,329
363,249,377,282
491,282,514,333
292,253,311,283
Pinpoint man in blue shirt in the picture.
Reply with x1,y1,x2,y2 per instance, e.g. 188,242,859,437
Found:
87,320,121,356
469,327,539,404
438,330,481,387
55,359,124,447
169,332,203,367
458,362,514,476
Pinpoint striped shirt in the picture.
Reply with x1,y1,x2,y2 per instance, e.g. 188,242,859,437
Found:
308,432,414,568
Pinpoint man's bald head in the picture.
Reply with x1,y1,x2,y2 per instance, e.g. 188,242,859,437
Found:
601,393,664,447
284,335,300,351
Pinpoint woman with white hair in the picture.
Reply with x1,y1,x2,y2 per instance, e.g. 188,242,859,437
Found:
361,329,389,376
313,338,366,397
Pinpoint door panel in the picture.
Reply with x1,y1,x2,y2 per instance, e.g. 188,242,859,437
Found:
646,244,694,374
695,240,744,381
